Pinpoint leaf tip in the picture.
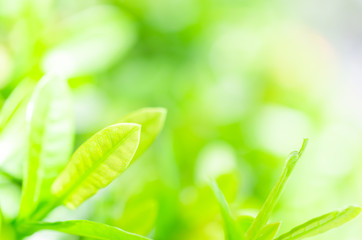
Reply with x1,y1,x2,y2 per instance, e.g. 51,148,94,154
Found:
345,205,362,218
298,138,308,156
147,107,167,123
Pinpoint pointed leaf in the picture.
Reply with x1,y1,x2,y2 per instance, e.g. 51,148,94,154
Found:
210,180,243,240
19,75,73,220
51,123,141,209
21,220,150,240
42,6,135,77
275,206,361,240
246,139,308,239
256,222,280,240
120,107,166,162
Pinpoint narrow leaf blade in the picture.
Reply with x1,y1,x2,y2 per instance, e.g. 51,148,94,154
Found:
210,180,243,240
246,139,308,239
51,123,141,209
275,206,361,240
120,107,166,161
22,220,150,240
19,74,73,219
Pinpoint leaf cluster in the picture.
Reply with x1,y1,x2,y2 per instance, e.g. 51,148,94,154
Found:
0,74,166,239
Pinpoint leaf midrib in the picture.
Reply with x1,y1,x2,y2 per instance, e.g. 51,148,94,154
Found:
55,126,139,205
275,212,340,240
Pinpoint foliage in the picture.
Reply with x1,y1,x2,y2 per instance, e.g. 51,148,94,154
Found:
211,139,361,240
0,75,166,239
0,0,361,239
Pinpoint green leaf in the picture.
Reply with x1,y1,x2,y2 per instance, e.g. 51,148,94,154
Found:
236,215,255,235
42,6,135,77
115,198,158,236
21,220,151,240
246,139,308,240
256,222,280,240
275,206,361,240
210,180,243,240
19,74,73,220
0,79,35,132
51,123,141,209
120,107,166,162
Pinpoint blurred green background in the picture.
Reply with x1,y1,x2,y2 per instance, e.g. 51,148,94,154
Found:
1,0,362,239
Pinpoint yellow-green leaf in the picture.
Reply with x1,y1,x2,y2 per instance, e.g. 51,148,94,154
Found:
19,74,73,220
210,180,243,240
42,6,135,77
0,79,35,132
51,123,141,209
256,222,280,240
236,215,254,235
120,107,166,162
275,206,361,240
246,139,308,240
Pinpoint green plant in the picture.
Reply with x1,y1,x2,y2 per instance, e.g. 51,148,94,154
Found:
0,74,166,239
211,139,361,240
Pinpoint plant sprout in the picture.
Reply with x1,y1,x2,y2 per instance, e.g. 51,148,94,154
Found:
211,139,361,240
0,75,360,239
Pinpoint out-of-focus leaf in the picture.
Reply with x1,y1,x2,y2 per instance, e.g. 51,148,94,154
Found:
275,206,361,240
18,74,73,220
51,123,141,209
120,107,166,162
256,222,280,240
246,139,308,239
0,79,34,132
237,215,255,235
0,80,30,168
0,218,16,240
0,168,21,186
215,173,239,203
42,6,135,77
115,198,158,236
210,180,243,240
195,142,238,185
22,220,150,240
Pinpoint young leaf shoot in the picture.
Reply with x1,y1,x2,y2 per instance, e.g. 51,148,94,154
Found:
246,139,308,239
